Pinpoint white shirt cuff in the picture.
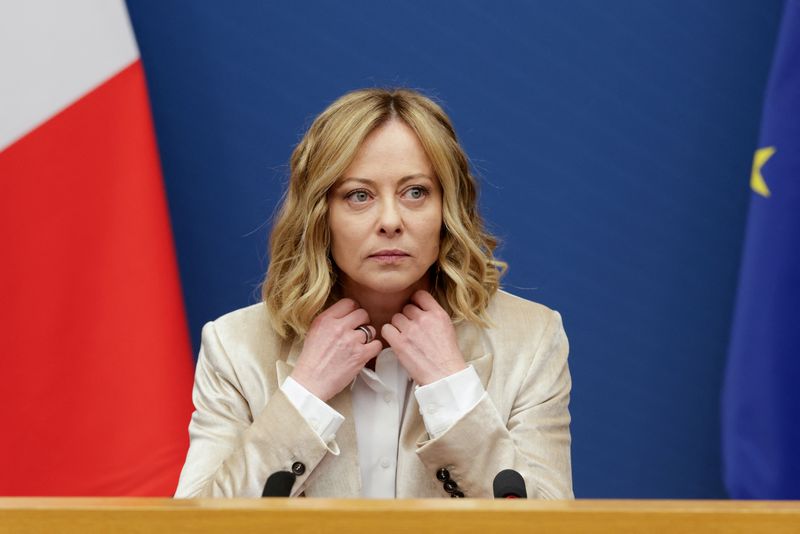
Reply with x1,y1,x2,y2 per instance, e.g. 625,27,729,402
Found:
280,376,345,444
414,365,486,439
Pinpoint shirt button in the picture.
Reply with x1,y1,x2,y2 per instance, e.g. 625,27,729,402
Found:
380,458,391,469
383,393,392,403
291,462,306,476
436,468,450,482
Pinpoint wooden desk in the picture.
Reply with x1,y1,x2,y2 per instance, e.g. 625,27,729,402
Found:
1,498,799,533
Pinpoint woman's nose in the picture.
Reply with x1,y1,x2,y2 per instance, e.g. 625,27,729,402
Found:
378,198,402,235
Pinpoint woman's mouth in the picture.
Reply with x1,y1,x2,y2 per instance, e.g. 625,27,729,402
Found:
369,250,410,263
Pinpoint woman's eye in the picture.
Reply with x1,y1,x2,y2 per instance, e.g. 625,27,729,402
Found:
404,186,427,200
347,190,370,203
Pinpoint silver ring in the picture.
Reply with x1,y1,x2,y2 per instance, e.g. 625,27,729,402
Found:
356,325,373,344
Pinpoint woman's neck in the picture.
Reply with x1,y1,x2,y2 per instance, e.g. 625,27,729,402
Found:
339,276,431,348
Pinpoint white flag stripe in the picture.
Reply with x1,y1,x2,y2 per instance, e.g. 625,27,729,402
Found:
0,0,139,151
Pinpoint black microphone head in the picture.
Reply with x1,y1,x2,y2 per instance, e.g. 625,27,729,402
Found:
493,469,527,498
262,470,296,497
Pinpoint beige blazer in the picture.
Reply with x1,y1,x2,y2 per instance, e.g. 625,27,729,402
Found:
174,290,573,499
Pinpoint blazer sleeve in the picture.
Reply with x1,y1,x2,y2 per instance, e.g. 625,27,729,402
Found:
174,321,337,498
415,310,573,499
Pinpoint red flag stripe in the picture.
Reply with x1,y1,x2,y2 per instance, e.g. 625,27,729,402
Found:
0,60,194,496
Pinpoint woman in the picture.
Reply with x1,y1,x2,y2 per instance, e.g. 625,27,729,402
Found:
175,88,572,499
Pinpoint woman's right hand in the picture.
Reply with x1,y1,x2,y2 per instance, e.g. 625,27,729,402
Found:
289,298,383,402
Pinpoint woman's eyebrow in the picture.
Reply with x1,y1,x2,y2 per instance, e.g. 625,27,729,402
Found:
399,173,434,184
338,177,373,186
339,173,434,186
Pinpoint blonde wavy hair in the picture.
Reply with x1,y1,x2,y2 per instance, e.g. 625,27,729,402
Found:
263,88,506,339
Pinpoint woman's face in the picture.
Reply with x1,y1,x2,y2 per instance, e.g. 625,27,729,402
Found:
328,119,442,298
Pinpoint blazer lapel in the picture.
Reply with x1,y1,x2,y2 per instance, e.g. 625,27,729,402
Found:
452,318,495,387
275,338,361,497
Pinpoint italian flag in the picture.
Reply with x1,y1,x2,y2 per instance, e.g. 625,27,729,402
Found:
0,1,194,495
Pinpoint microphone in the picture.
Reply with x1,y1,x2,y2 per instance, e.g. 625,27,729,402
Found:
262,470,296,497
493,469,527,498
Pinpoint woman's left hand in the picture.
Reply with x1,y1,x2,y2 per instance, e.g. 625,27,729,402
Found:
381,290,467,385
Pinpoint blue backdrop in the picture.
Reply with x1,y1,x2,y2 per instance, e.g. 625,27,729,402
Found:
125,0,784,498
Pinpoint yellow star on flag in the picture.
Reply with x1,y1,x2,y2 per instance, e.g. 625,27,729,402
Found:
751,146,776,197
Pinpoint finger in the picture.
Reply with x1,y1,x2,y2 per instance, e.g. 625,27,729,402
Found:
411,290,439,311
402,303,423,320
361,339,383,359
382,323,401,346
391,312,411,332
341,308,370,329
326,298,359,318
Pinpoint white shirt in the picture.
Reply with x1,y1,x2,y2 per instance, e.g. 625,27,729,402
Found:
280,347,485,497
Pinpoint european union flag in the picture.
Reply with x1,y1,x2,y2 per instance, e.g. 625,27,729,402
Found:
722,0,800,499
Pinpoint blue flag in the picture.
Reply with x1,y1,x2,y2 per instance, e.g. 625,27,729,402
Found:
722,0,800,499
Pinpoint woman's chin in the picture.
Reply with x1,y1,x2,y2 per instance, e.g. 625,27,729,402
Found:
353,273,429,296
